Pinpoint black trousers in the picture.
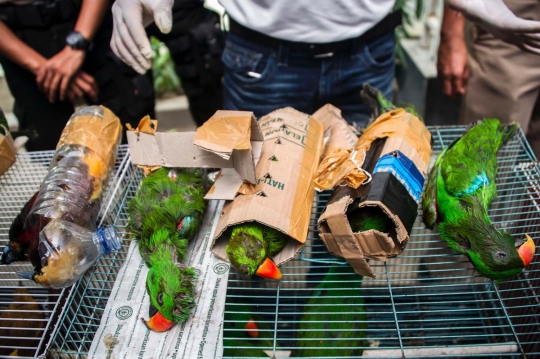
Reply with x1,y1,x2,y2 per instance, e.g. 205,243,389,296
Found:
147,0,223,126
0,8,156,151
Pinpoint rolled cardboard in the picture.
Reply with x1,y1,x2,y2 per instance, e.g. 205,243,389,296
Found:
212,107,324,267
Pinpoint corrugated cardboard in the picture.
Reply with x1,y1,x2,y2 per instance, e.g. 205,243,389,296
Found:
212,107,324,267
0,126,16,177
126,110,263,186
318,110,432,278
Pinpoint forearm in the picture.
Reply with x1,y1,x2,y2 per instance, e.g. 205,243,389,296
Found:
0,21,44,74
74,0,111,40
441,4,465,40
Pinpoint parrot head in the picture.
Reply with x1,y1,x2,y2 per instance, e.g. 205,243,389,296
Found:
226,224,282,281
463,226,535,282
143,262,196,332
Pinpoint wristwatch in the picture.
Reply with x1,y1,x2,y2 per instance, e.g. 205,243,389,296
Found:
66,31,92,51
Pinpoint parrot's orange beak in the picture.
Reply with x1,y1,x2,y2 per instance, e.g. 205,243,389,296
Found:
518,234,535,267
244,318,259,338
255,258,282,280
143,306,176,332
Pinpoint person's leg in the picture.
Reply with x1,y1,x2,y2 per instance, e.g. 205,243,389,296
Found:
320,32,396,129
150,4,224,126
460,24,540,134
526,95,540,158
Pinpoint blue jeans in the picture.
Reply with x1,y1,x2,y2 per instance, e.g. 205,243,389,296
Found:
222,31,395,128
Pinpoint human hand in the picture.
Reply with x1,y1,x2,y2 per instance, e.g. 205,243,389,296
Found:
437,34,469,96
65,71,99,103
445,0,540,54
35,46,86,103
111,0,173,74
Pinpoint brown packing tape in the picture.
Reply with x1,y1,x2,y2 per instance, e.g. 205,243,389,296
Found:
126,115,158,135
137,165,162,176
380,136,429,176
212,107,324,267
57,106,122,172
312,105,360,190
0,129,16,177
314,108,432,190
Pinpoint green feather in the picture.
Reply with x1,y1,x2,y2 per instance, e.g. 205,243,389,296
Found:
223,303,279,357
127,168,207,322
296,264,366,357
348,206,393,233
226,222,288,276
361,83,423,126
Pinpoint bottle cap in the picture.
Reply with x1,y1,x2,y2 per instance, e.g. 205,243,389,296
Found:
94,226,121,255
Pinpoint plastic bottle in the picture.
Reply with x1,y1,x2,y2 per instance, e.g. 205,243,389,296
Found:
17,106,123,288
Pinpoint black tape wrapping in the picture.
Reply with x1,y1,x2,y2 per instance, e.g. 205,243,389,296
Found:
327,138,418,236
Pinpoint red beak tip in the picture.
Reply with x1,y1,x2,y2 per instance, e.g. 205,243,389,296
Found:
143,312,176,333
518,234,536,267
244,318,259,338
255,258,282,280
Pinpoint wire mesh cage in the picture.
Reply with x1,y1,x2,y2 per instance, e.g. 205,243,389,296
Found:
222,126,540,359
13,126,538,358
0,145,130,359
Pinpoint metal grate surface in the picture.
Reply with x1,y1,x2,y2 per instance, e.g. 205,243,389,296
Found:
0,145,130,359
222,126,540,359
30,126,540,359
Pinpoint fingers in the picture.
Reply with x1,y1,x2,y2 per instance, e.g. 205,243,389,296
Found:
504,18,540,34
519,43,540,56
67,81,84,99
73,72,99,102
48,71,63,103
59,74,71,102
151,0,173,34
452,75,466,95
113,19,151,73
442,77,454,97
115,5,153,60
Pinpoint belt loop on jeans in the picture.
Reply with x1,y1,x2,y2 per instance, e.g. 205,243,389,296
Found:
277,42,289,66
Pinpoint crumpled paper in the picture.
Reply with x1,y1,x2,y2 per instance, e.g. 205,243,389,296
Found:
314,108,431,190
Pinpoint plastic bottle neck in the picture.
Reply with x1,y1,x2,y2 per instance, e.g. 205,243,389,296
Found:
93,226,121,255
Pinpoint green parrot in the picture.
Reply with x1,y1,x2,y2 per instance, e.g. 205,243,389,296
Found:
128,167,207,332
225,222,288,280
348,206,393,234
296,264,366,357
222,303,279,357
422,119,536,282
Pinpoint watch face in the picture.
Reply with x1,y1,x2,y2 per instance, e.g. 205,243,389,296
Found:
66,32,89,50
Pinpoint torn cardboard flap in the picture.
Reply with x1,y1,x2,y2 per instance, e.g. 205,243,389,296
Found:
126,110,263,188
0,126,16,177
212,107,324,268
194,110,263,160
